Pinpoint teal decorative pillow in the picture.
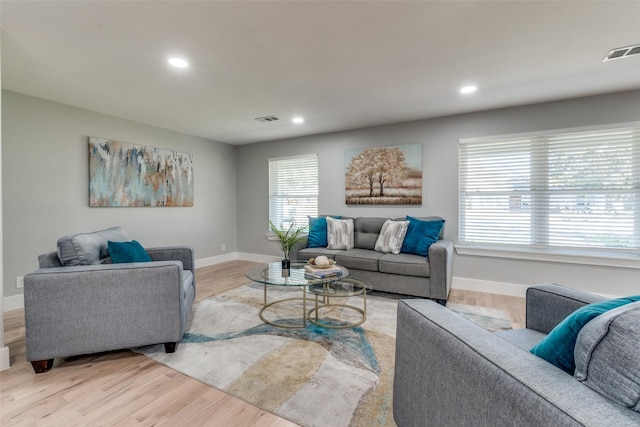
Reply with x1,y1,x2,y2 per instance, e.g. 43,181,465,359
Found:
400,217,445,257
308,215,341,248
108,240,152,263
530,295,640,374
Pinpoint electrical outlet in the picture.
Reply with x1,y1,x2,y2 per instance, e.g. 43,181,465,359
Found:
16,276,24,289
221,243,226,252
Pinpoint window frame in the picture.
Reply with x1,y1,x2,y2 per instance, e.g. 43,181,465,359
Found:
267,153,318,238
457,122,640,269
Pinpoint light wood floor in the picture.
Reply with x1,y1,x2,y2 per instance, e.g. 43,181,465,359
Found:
1,260,525,426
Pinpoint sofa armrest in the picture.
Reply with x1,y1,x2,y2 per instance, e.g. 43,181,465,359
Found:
393,299,640,427
525,283,608,333
24,261,185,361
146,246,195,272
290,236,309,262
428,239,453,300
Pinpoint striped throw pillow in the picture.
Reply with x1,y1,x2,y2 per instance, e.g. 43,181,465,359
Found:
326,217,354,250
375,219,410,254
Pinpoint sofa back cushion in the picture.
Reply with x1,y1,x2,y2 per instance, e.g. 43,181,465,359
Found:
574,301,640,412
57,226,130,266
354,217,388,250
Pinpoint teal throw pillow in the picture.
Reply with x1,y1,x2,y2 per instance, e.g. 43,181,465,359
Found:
308,216,341,248
400,216,445,257
530,295,640,374
107,240,152,263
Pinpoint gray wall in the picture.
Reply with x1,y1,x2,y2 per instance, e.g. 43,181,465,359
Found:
2,90,237,298
237,90,640,296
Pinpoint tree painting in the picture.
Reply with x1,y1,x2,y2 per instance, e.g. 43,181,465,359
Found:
345,143,422,205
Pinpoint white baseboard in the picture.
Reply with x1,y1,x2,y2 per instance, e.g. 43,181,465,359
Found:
236,252,281,263
195,253,238,268
0,346,10,371
452,277,529,298
195,252,280,268
3,293,24,312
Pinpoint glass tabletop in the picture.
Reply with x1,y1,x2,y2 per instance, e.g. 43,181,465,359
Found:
307,278,371,297
246,261,349,286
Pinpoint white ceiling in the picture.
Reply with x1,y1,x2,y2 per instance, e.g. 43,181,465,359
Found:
2,1,640,145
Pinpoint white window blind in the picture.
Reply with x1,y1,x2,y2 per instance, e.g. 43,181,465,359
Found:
268,154,318,232
459,126,640,254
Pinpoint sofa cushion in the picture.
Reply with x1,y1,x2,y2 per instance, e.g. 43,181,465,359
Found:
530,295,640,374
108,240,152,263
574,301,640,411
379,253,430,277
375,219,410,254
57,226,130,266
298,247,341,261
327,217,354,250
401,216,445,257
354,217,387,250
308,215,341,248
335,249,382,272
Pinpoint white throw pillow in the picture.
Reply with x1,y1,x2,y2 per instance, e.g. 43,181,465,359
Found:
375,219,410,254
326,217,354,250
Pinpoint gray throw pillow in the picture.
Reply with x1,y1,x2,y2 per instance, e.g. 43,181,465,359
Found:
574,301,640,412
326,217,354,250
57,226,130,266
374,219,409,254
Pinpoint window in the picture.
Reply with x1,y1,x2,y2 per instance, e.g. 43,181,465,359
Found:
459,125,640,255
268,154,318,232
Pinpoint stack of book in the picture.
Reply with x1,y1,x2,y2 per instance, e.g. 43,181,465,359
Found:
303,263,342,279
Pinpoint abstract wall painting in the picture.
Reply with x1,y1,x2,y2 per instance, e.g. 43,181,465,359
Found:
345,143,422,205
89,137,194,207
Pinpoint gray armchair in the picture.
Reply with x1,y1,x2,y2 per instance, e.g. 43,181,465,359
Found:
24,227,196,373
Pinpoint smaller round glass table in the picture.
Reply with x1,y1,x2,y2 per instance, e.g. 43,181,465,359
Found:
245,261,349,328
307,278,371,329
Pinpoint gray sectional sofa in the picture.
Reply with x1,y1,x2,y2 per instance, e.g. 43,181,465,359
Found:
393,284,640,426
290,216,453,303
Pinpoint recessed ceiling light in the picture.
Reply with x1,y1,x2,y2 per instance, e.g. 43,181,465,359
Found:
292,117,304,124
168,57,189,68
460,85,477,94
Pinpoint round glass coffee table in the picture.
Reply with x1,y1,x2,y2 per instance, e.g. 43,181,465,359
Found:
245,261,349,329
307,278,371,329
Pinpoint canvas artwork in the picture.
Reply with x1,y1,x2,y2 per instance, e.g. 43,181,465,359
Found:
89,137,194,207
345,143,422,205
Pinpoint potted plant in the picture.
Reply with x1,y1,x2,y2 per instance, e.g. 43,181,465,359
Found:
269,220,307,269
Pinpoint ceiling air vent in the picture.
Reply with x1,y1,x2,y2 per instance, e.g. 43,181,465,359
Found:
254,115,280,123
602,44,640,62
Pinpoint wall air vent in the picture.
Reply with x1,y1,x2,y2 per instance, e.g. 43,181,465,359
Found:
254,115,280,123
602,44,640,62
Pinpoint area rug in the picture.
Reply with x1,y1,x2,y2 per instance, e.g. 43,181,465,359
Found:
136,284,511,427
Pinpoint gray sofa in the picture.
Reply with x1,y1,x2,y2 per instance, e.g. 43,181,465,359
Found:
24,227,196,373
393,284,640,426
290,216,453,303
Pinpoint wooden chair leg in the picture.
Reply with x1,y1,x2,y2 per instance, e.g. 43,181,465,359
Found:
31,359,54,373
164,342,178,353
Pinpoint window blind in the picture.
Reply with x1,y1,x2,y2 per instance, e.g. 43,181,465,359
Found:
268,154,318,231
459,126,640,253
